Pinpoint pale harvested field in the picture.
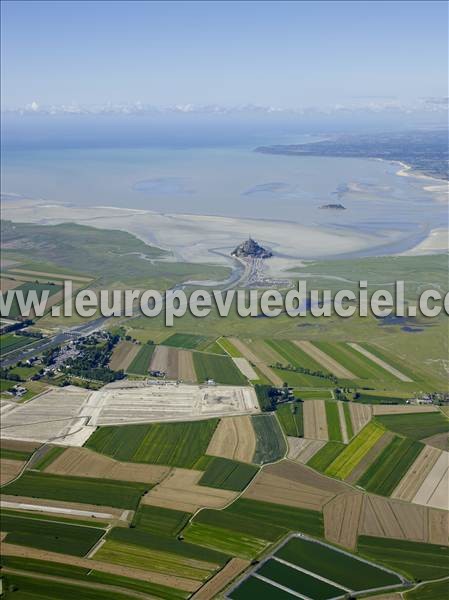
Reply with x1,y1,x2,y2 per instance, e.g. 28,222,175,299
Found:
150,345,179,379
441,406,449,417
206,416,256,463
360,495,433,543
345,431,395,485
348,402,372,435
0,278,21,291
373,405,439,415
142,468,237,513
337,401,349,443
428,509,449,545
423,432,448,450
178,350,197,382
0,494,125,520
243,460,347,511
230,338,283,386
287,437,326,464
45,447,170,484
392,446,442,502
1,543,199,592
109,341,140,371
412,451,449,510
191,558,250,599
348,343,413,382
232,357,257,380
324,493,363,549
294,341,356,379
0,459,25,485
0,439,40,452
248,340,284,365
303,400,328,440
6,268,92,282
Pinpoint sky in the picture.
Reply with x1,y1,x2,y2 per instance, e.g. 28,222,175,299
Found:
1,0,448,111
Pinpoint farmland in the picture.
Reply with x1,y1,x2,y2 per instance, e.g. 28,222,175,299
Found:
325,401,343,441
276,401,304,437
358,536,449,581
193,353,248,385
85,419,218,468
217,337,243,357
2,471,148,509
108,340,140,371
357,436,424,496
132,505,190,536
251,414,286,464
1,513,104,556
0,333,35,353
325,421,386,479
206,416,256,463
307,441,344,472
162,333,211,350
376,412,449,440
199,456,258,491
183,522,268,558
4,281,62,319
126,342,155,374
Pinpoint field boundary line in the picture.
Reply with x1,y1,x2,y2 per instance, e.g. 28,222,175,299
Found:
253,573,312,599
272,556,351,593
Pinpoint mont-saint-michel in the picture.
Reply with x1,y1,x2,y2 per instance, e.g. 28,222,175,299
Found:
231,237,273,259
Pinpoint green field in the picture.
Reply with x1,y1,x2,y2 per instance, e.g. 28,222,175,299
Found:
2,471,148,509
276,402,304,437
198,456,258,491
406,579,449,600
276,536,402,591
0,447,33,461
358,536,449,581
325,401,343,441
33,446,66,471
184,522,268,558
85,419,218,468
294,389,333,400
342,402,354,438
162,333,211,350
0,573,132,600
257,559,346,600
376,412,449,440
132,505,190,536
1,513,104,557
266,340,328,372
225,498,324,539
217,337,243,357
192,352,247,384
272,367,334,388
126,343,155,374
307,441,344,472
0,333,35,353
251,414,287,464
357,436,423,496
1,558,189,600
325,421,385,479
230,576,298,599
355,392,409,404
193,505,287,542
4,282,62,319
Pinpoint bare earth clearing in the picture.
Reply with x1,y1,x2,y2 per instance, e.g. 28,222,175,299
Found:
142,468,238,513
348,343,413,382
206,416,256,463
45,447,171,484
295,341,356,379
178,350,197,382
150,345,179,379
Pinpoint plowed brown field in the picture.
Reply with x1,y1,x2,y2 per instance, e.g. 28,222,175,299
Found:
206,416,256,463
